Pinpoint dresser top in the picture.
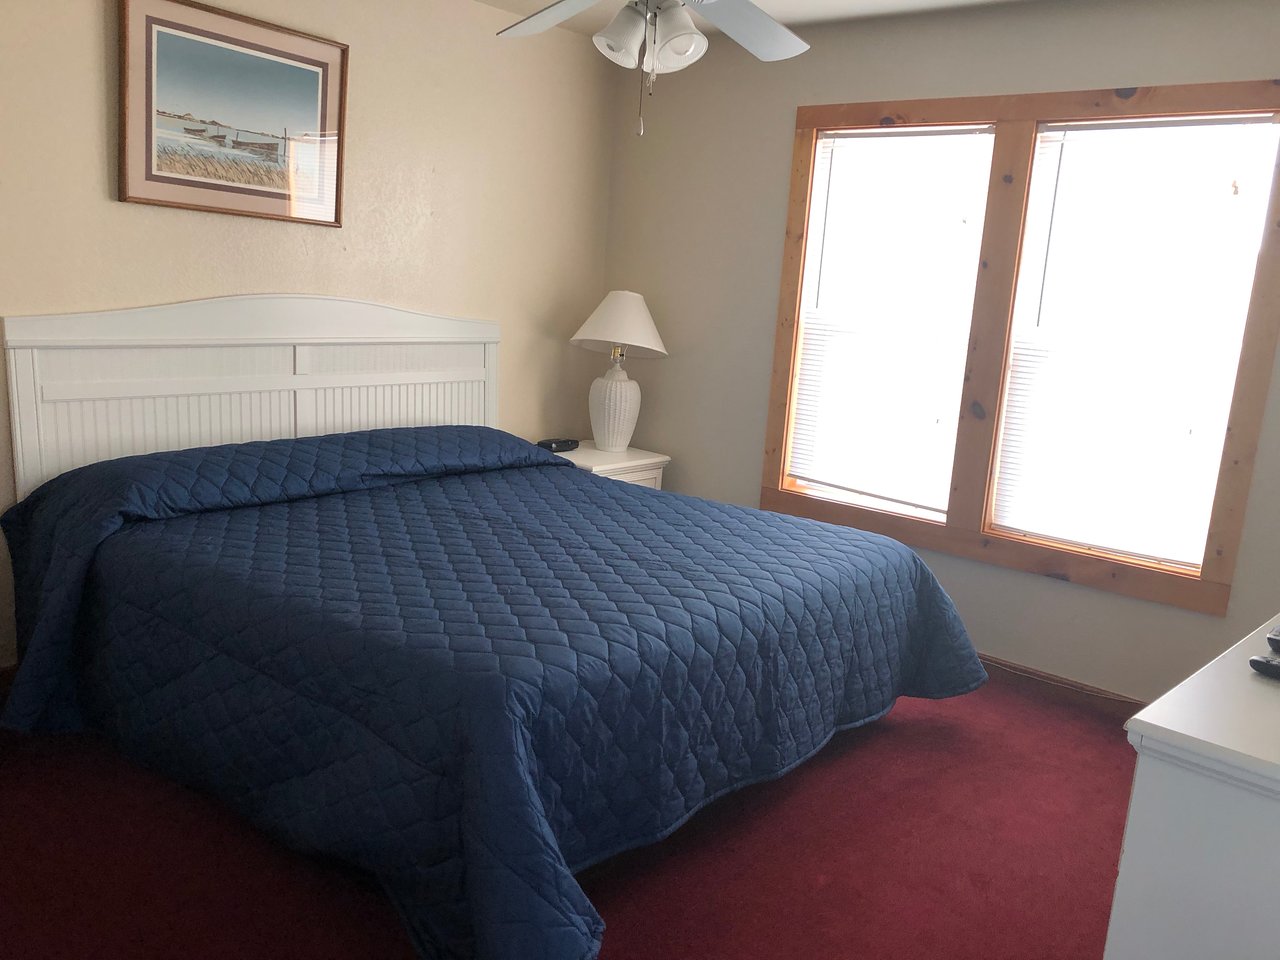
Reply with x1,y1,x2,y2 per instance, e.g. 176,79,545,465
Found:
1128,613,1280,780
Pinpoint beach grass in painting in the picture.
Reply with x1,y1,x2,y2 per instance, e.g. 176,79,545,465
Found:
155,140,289,190
152,27,322,193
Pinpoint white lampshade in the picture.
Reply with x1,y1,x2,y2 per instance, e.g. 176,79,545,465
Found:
653,0,707,73
571,291,668,358
592,3,647,69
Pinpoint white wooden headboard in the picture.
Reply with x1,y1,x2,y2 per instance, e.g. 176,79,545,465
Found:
2,295,500,498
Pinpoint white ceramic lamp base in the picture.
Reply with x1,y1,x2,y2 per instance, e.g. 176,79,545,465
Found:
589,363,641,453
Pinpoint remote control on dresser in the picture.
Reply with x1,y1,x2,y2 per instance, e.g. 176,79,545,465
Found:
1249,654,1280,681
1267,626,1280,654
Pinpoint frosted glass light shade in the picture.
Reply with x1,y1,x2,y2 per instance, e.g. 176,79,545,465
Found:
653,0,707,73
593,3,646,69
571,291,668,358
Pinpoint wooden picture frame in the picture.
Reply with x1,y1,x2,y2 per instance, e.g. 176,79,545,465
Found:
119,0,348,226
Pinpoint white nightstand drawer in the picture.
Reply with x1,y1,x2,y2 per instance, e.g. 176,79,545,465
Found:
555,442,670,489
607,467,663,489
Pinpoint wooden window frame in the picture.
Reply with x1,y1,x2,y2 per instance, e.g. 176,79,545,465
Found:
761,80,1280,616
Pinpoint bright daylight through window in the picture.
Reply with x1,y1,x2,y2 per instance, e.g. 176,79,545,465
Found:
788,125,994,522
765,84,1280,612
991,117,1279,568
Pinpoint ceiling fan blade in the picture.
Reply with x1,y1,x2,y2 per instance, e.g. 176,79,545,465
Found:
498,0,604,37
684,0,809,61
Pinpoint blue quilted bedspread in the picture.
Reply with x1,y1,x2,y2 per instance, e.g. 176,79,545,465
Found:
1,426,985,959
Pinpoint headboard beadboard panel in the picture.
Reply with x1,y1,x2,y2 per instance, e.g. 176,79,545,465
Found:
3,295,500,498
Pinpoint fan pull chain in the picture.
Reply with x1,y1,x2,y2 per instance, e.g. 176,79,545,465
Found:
636,59,645,136
636,0,657,136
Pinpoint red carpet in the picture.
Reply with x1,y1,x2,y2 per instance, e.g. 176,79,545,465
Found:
0,668,1135,959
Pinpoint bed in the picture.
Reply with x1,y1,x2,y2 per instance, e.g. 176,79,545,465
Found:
0,297,986,960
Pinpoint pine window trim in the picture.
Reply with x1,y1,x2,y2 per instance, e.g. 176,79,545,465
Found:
760,80,1280,615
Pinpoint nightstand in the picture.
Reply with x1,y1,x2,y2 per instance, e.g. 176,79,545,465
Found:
556,442,670,489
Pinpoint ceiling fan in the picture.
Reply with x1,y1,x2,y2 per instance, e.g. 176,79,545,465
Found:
498,0,810,70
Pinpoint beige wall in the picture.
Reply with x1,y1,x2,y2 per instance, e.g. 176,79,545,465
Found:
0,0,610,665
605,0,1280,701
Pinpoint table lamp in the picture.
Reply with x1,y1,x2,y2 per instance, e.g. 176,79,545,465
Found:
570,291,668,452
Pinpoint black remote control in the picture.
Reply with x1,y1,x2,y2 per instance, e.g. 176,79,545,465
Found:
1268,626,1280,654
1249,654,1280,680
536,438,579,453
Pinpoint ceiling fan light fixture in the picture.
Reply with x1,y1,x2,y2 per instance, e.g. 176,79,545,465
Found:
592,2,647,69
653,0,708,73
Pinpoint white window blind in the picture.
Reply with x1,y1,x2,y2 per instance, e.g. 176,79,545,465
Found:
787,125,995,521
990,116,1280,567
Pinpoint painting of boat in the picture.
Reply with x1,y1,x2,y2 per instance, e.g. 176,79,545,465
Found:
232,138,281,157
184,126,229,146
125,0,345,225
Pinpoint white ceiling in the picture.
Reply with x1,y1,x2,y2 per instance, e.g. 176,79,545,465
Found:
477,0,1037,36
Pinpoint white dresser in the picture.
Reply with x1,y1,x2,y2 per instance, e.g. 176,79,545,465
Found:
1104,614,1280,960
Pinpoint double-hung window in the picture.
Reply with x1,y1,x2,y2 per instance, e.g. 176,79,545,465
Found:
763,82,1280,613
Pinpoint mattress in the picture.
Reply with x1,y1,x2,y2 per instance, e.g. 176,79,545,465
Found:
1,425,986,959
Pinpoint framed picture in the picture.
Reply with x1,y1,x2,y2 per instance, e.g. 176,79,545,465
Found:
120,0,348,226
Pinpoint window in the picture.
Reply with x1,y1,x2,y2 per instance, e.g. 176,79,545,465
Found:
763,83,1280,614
789,125,994,523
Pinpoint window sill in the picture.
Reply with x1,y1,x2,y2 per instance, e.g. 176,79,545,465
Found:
760,484,1231,616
